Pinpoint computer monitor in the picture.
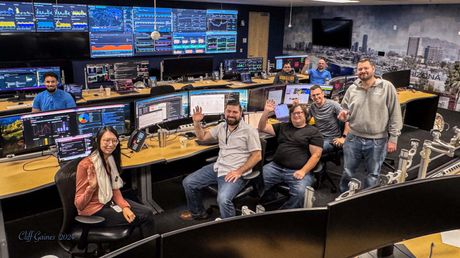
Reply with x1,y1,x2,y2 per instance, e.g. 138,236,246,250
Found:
275,55,308,72
382,70,411,88
189,89,248,115
0,114,25,156
0,67,61,94
21,109,78,150
248,85,286,112
284,84,311,104
162,209,327,258
86,61,149,87
75,104,129,136
162,57,213,79
134,92,189,130
224,57,263,75
324,176,460,258
55,133,93,163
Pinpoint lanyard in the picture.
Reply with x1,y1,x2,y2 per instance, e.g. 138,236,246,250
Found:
225,124,239,145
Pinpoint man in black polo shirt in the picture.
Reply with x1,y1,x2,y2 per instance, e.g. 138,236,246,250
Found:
258,100,323,209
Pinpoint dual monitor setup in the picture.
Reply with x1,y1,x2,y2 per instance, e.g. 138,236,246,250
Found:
0,104,129,162
0,66,62,100
0,80,335,166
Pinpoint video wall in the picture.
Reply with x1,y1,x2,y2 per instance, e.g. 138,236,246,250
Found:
0,1,237,58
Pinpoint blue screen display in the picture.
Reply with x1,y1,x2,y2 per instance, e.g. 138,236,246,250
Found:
34,3,88,32
0,2,35,32
0,67,60,93
133,7,172,56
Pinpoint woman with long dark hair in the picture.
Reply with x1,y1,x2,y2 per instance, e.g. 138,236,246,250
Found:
75,126,155,237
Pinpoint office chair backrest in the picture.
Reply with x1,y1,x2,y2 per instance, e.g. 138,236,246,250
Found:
150,85,175,96
251,138,267,197
54,157,84,251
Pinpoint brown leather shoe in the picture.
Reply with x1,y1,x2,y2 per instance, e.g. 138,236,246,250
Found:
179,209,212,221
179,210,193,221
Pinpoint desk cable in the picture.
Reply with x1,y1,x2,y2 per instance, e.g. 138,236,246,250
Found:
22,154,58,171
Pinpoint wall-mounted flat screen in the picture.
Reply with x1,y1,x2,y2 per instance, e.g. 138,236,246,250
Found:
312,19,353,49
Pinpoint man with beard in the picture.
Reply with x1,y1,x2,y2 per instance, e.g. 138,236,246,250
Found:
32,72,76,112
181,100,261,219
337,58,402,192
258,100,323,209
301,57,331,85
273,62,299,85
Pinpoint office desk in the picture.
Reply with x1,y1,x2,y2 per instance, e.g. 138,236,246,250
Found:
0,155,59,258
0,130,219,257
402,233,460,257
397,90,439,131
81,88,150,103
169,80,230,90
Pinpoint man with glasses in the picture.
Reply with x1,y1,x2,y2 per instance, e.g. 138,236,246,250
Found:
309,85,350,153
258,100,323,209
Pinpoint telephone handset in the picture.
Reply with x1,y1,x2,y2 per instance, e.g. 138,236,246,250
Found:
128,130,147,152
261,71,268,79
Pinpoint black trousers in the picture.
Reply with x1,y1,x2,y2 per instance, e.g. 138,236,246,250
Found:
94,199,155,238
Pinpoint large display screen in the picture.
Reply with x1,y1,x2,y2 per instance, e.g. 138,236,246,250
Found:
0,2,238,58
34,3,88,32
0,1,35,32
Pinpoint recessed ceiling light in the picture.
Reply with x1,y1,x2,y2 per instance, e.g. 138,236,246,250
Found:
312,0,360,3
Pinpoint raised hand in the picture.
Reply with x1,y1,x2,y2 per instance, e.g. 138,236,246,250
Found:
192,106,204,123
337,110,349,122
264,99,276,113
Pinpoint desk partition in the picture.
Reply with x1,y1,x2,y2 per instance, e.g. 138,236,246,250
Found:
161,208,328,258
324,175,460,258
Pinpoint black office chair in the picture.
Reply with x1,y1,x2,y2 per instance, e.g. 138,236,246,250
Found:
207,138,267,210
55,158,132,257
150,85,175,96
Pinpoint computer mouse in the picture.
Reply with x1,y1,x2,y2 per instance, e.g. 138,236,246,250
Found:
18,102,24,105
94,94,99,96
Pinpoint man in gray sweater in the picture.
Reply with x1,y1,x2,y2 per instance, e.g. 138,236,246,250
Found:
337,58,403,192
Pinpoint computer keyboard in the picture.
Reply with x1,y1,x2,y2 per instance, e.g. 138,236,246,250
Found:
6,103,32,109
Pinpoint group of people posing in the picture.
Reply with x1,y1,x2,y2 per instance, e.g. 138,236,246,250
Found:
181,58,402,220
69,58,402,243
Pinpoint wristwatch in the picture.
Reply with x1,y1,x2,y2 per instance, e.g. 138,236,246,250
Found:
342,134,347,138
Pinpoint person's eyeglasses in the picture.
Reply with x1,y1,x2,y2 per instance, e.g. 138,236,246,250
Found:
292,111,304,116
101,138,119,145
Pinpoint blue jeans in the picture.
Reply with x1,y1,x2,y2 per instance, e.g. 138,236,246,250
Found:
339,134,388,193
182,163,246,219
323,137,337,153
262,162,316,209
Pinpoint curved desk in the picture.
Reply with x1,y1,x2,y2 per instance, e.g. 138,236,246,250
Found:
397,90,439,131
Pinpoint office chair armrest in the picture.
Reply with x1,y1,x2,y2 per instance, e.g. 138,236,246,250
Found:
75,215,105,225
205,156,218,163
242,170,260,180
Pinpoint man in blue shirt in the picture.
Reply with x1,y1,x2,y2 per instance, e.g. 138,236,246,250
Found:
32,72,76,112
301,57,332,85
